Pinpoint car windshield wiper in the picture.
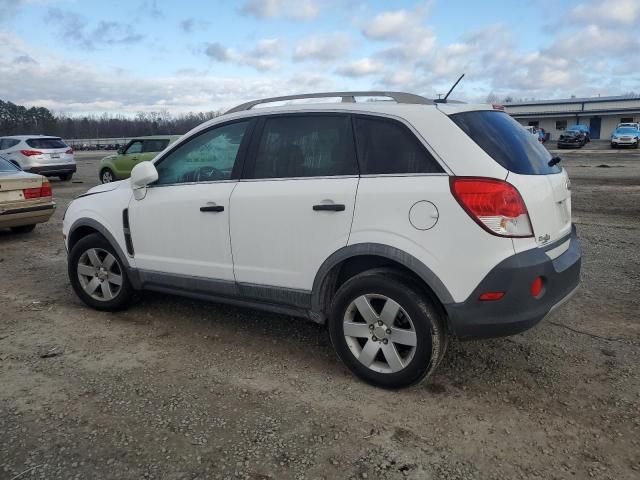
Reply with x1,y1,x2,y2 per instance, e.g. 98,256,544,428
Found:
548,156,562,167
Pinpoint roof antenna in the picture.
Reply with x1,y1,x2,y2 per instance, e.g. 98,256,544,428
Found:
435,73,465,103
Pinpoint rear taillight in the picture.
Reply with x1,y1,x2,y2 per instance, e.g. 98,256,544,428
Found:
65,148,73,154
450,177,533,238
20,150,43,156
23,180,52,199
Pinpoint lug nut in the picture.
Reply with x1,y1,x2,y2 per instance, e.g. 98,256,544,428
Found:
378,320,383,326
386,328,391,334
383,338,388,344
369,324,374,330
371,336,377,342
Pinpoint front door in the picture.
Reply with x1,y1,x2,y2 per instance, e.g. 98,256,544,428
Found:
128,120,252,281
113,140,144,178
230,114,359,294
590,117,601,139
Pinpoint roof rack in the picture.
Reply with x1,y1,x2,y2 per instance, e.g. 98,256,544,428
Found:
225,91,433,114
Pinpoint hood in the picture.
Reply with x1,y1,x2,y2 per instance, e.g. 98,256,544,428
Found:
78,179,127,198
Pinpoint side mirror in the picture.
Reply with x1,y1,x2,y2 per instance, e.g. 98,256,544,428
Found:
130,161,158,200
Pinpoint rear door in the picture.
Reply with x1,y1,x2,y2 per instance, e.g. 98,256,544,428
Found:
229,114,359,293
450,110,572,254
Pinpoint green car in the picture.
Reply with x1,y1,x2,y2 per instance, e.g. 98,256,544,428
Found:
98,135,180,183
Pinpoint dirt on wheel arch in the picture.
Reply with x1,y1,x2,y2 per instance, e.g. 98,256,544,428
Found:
0,151,639,480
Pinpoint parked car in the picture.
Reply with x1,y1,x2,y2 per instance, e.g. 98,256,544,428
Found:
537,127,550,143
0,135,76,180
0,154,55,233
63,91,581,389
616,122,639,130
610,127,640,148
567,124,590,142
98,135,180,183
557,127,588,148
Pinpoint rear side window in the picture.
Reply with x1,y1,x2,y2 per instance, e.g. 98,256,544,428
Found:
142,139,170,153
250,115,357,179
0,139,20,149
26,138,67,149
450,111,560,175
354,117,443,175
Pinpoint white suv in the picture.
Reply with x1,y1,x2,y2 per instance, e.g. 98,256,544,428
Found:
62,92,581,389
0,135,76,181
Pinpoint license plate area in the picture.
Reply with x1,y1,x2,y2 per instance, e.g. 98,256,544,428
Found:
0,190,24,202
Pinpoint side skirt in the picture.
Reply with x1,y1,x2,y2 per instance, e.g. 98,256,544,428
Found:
130,269,316,322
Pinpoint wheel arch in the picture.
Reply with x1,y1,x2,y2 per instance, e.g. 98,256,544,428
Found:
68,218,131,269
311,243,454,315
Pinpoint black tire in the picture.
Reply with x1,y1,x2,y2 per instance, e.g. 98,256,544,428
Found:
68,233,135,311
10,224,36,233
100,168,115,184
328,269,447,389
59,173,73,181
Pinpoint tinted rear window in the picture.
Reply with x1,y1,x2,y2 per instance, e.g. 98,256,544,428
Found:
450,111,560,175
26,138,67,149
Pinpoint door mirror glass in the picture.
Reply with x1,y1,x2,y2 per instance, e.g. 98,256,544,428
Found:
130,161,158,188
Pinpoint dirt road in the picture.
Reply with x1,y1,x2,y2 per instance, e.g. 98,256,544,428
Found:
1,150,639,479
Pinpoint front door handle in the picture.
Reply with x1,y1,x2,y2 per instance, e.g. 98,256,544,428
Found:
200,205,224,212
313,203,345,212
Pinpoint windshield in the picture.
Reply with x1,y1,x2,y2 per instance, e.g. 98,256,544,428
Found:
450,110,560,175
615,128,637,135
0,155,19,172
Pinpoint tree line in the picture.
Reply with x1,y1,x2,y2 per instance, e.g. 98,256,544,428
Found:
0,99,222,139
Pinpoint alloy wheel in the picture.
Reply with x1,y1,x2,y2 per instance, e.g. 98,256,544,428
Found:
102,170,113,183
77,248,123,301
343,294,417,374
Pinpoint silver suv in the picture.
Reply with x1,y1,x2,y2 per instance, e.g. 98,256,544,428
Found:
0,135,76,181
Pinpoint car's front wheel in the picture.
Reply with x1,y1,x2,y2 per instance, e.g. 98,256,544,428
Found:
100,168,115,184
68,233,135,311
328,269,447,389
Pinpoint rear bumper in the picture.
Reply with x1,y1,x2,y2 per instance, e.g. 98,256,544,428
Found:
0,203,55,228
445,225,582,340
26,164,76,175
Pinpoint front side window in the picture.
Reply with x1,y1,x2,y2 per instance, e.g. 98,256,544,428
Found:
250,115,357,179
125,141,143,155
354,117,443,175
143,139,170,153
155,121,249,185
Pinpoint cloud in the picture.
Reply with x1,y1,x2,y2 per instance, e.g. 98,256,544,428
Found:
47,8,145,50
204,38,282,71
138,0,164,19
292,33,351,62
179,17,209,33
239,0,319,20
14,54,38,65
0,33,329,114
570,0,640,27
335,58,385,77
363,9,417,40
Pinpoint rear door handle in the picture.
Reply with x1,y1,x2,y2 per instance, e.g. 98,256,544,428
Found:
313,204,345,212
200,205,224,212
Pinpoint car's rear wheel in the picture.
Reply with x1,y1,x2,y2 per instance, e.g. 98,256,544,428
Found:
100,168,115,184
328,269,447,389
59,173,73,181
68,233,135,311
10,224,36,233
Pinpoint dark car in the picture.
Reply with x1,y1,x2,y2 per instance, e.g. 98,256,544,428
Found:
557,127,587,149
568,124,590,142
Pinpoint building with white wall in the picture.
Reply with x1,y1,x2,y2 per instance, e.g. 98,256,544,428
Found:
504,95,640,140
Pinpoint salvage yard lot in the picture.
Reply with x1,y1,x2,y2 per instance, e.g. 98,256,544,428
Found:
1,148,639,479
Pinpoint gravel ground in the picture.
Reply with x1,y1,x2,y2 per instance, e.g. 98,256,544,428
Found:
1,147,639,480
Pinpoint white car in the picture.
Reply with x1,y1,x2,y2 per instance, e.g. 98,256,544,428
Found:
0,135,76,181
62,91,582,389
616,122,639,131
